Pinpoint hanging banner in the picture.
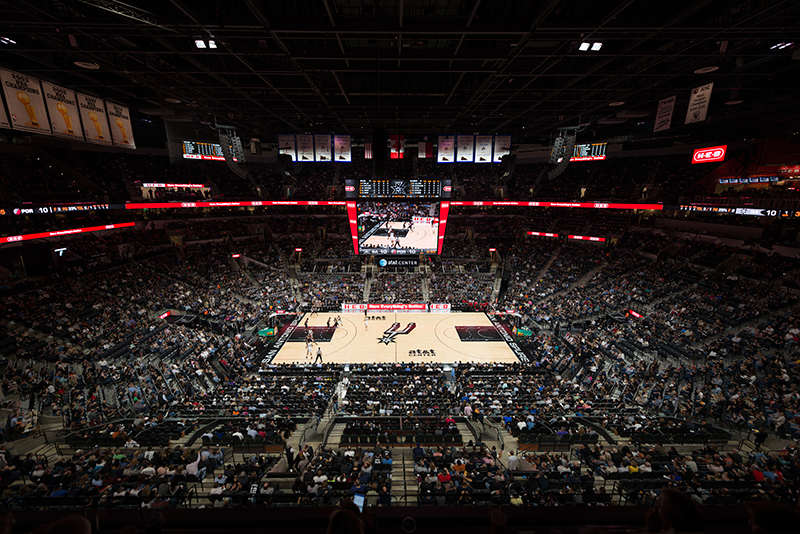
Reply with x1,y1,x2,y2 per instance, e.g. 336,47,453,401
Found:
456,134,475,162
0,96,8,129
278,134,297,161
314,134,332,162
437,135,455,163
653,95,676,133
685,82,713,124
296,134,314,161
0,97,8,129
475,135,493,163
364,141,372,160
41,81,82,140
106,102,136,149
76,93,111,145
492,135,511,163
417,141,433,159
389,134,404,159
334,134,351,162
0,68,51,135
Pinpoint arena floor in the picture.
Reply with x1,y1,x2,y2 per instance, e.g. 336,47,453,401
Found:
271,312,519,364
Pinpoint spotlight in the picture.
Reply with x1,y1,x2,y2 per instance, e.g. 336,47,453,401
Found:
208,40,217,49
591,42,603,51
194,39,206,49
578,42,590,51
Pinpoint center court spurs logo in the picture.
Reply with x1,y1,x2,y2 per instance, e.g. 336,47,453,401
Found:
378,322,416,345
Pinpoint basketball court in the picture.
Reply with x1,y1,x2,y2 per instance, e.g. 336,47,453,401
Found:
271,312,520,364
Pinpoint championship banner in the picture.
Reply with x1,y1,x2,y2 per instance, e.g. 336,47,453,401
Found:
76,93,111,145
278,134,297,161
334,134,351,162
314,134,332,162
0,68,51,135
41,81,82,140
0,88,11,129
296,134,314,161
685,82,713,124
106,102,136,149
437,135,455,163
653,95,675,133
492,135,511,163
456,134,475,162
475,135,493,163
429,303,451,313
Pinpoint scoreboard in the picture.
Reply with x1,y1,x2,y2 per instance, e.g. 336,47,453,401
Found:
182,140,237,162
346,179,451,199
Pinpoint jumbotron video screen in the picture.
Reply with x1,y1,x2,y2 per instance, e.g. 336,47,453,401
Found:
357,202,439,255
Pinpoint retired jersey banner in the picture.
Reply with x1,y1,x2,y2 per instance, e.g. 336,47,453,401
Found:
106,102,136,149
475,135,493,163
278,134,297,161
41,81,82,140
685,82,713,124
0,91,10,129
456,135,475,162
653,95,675,133
314,134,332,162
389,134,405,159
0,68,51,135
334,134,351,162
417,141,433,159
493,135,511,163
76,93,111,145
296,134,314,161
437,135,455,163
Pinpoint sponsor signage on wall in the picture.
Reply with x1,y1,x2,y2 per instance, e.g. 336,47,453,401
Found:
691,145,727,164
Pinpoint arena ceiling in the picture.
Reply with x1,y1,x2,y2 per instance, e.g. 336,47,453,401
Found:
1,0,799,142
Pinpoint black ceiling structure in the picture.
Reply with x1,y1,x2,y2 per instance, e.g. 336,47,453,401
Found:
1,0,799,142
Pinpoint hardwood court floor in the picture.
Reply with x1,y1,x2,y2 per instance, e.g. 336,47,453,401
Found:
272,312,519,364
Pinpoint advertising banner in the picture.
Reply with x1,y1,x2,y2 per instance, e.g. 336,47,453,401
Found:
0,68,51,135
342,303,428,312
691,145,727,164
437,135,455,163
685,82,713,124
653,95,675,132
296,134,314,161
429,303,451,313
278,134,297,161
106,101,136,149
76,92,111,145
456,134,475,162
492,135,511,163
41,81,82,140
474,135,493,163
334,134,351,162
377,257,419,268
314,134,332,162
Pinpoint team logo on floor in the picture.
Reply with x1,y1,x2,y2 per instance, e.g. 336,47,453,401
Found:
378,322,416,345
